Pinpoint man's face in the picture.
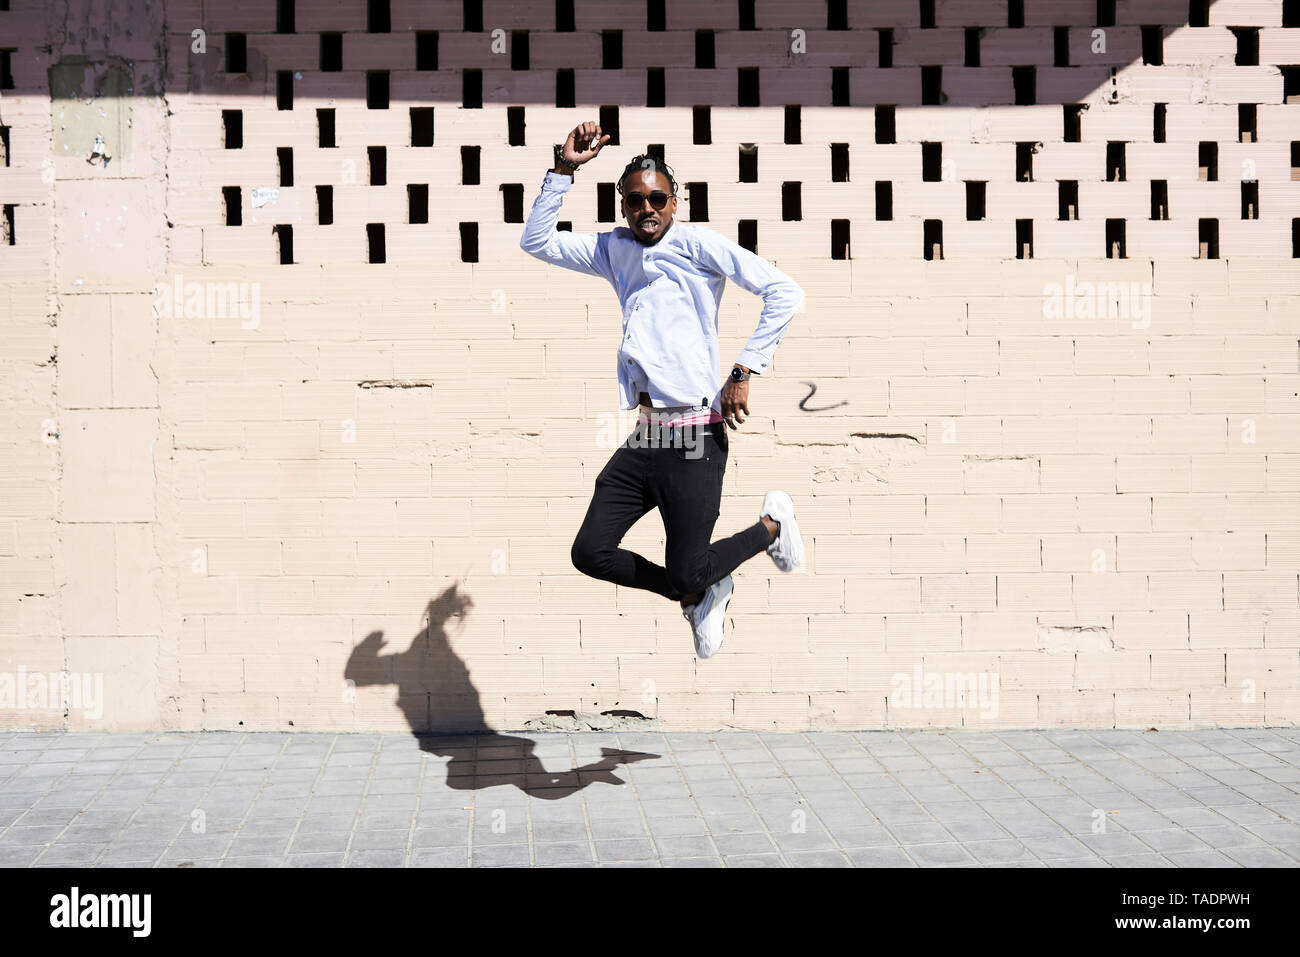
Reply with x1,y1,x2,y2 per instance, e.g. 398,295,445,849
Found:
621,169,677,245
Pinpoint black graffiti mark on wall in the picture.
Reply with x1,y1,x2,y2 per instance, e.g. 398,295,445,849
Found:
798,381,847,413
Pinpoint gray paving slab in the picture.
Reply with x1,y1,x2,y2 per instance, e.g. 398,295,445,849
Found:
1,728,1297,867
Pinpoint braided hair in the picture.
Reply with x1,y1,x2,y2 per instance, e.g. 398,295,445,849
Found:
617,153,679,198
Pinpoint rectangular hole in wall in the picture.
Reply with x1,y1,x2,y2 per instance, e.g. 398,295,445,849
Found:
878,28,893,67
407,184,428,224
368,146,386,186
277,71,292,110
1097,0,1115,27
828,0,847,29
921,142,942,181
920,0,935,29
277,147,293,187
1231,27,1259,65
738,0,754,29
367,223,386,263
321,33,342,71
696,30,714,68
738,220,757,253
739,143,758,182
923,220,943,260
1016,142,1034,181
1292,141,1300,180
411,108,433,146
598,105,620,144
921,66,942,104
965,181,986,220
507,106,524,146
1190,0,1209,27
317,109,335,148
556,0,574,31
739,67,760,107
1141,26,1163,65
222,186,241,226
602,30,622,69
368,0,390,33
785,105,801,144
1293,218,1299,257
782,182,802,221
1016,219,1033,258
1241,180,1259,219
367,72,389,109
1286,0,1300,27
277,0,294,33
0,125,9,166
831,219,850,259
597,183,615,221
1,204,12,245
463,69,482,109
1013,66,1035,105
831,143,849,181
275,224,293,264
317,185,333,225
502,183,523,223
693,105,711,144
1009,0,1024,28
225,33,247,73
1054,27,1069,66
647,68,665,107
650,0,667,30
1064,104,1084,142
965,28,980,67
1199,218,1219,258
1151,180,1169,220
1153,103,1167,142
461,145,480,185
222,110,242,148
876,105,895,144
1282,67,1300,104
556,69,574,108
1239,103,1257,142
1059,180,1078,220
686,182,708,221
1107,142,1126,181
416,32,438,70
0,50,12,91
464,0,482,31
1105,218,1126,258
875,181,892,220
511,30,529,70
832,66,850,105
1198,142,1218,181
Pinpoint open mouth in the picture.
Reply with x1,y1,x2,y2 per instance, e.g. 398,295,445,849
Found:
639,217,660,231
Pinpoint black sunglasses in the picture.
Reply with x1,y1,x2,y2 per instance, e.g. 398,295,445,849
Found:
624,190,673,211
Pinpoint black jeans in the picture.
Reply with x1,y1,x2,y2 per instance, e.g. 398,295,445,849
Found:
571,419,772,602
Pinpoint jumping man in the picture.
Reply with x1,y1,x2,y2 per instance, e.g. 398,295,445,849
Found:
519,121,806,659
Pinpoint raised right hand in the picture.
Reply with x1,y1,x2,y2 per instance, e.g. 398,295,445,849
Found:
562,121,611,166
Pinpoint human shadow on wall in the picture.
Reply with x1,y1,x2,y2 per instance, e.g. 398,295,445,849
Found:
344,582,658,800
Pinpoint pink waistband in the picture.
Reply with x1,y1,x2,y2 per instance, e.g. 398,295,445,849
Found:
636,408,723,427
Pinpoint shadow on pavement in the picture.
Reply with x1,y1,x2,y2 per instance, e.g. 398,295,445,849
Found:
344,581,659,800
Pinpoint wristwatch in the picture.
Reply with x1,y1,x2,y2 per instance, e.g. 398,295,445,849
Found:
729,366,752,383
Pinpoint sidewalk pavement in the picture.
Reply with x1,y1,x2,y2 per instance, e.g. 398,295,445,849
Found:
1,727,1298,868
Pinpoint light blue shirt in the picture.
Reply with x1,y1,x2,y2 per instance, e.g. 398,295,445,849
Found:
519,170,804,414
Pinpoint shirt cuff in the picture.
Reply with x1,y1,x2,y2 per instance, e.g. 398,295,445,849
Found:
543,169,574,190
735,349,770,375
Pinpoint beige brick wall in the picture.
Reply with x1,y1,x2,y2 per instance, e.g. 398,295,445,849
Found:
1,0,1298,731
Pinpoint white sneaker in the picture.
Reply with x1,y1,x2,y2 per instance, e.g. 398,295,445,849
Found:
680,574,734,659
761,490,805,572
